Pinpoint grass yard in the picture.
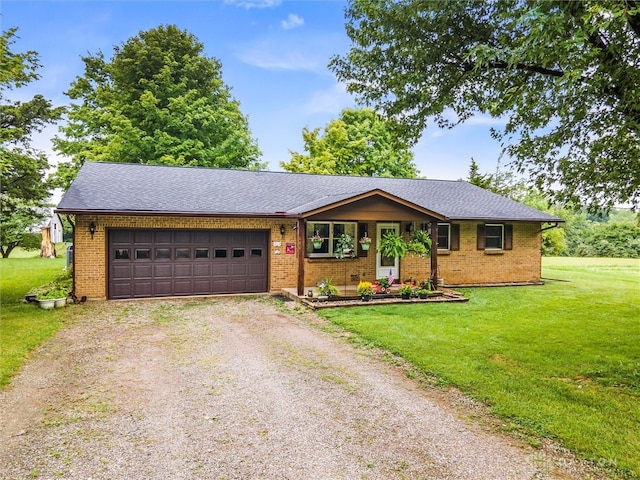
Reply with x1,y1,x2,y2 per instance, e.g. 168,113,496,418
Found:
319,257,640,479
0,251,70,387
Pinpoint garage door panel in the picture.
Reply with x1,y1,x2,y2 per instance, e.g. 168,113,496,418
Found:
247,278,267,291
174,230,191,243
193,231,210,243
193,279,211,294
193,264,211,277
133,264,152,278
112,264,132,279
154,264,173,278
212,263,229,275
133,281,153,297
111,282,131,298
246,263,266,275
154,281,173,296
134,230,153,243
173,280,193,295
231,264,247,276
212,279,229,292
174,264,192,277
111,230,132,244
109,229,268,299
154,230,172,244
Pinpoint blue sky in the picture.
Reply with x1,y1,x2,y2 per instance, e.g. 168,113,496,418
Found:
2,0,507,183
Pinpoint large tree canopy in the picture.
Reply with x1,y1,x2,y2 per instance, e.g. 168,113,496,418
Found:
1,28,62,258
330,0,640,209
53,25,263,190
281,107,418,177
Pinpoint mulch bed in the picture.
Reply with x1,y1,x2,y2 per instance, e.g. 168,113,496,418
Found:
299,290,468,309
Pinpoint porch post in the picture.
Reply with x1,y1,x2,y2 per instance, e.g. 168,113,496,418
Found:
297,219,306,296
430,220,438,290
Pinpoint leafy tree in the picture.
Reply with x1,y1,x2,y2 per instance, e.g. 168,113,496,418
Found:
1,28,62,258
564,208,640,258
53,25,263,190
465,159,528,201
330,0,640,210
521,190,567,256
281,108,418,177
466,158,493,191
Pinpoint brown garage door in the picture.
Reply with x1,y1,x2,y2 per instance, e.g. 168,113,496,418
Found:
108,229,268,299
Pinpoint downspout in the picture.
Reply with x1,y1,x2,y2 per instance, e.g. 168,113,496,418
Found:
540,222,560,233
539,222,560,282
64,214,76,299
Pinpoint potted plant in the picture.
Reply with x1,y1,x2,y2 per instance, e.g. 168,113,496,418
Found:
359,233,372,251
335,233,355,259
357,281,373,301
36,288,67,309
373,276,390,294
378,231,408,259
310,233,324,250
316,278,339,300
407,229,432,258
417,288,430,299
399,284,414,300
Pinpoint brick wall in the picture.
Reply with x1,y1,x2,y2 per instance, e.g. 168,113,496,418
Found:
437,222,542,285
73,215,298,299
73,216,542,299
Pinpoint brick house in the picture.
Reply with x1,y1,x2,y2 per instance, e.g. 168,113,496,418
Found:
56,162,562,300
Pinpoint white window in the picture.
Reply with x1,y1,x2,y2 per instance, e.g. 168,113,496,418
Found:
307,221,357,257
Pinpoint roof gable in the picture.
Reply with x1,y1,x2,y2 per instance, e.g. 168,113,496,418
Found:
56,162,563,223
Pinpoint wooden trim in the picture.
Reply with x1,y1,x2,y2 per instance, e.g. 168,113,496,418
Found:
504,224,513,250
450,224,460,251
477,224,486,250
297,219,306,295
430,221,438,288
299,189,447,220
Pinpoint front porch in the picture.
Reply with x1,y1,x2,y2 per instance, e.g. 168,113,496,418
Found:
281,285,468,309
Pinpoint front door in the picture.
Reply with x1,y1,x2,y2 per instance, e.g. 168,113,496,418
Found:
376,222,399,281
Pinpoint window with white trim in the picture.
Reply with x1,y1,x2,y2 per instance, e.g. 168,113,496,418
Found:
307,221,357,257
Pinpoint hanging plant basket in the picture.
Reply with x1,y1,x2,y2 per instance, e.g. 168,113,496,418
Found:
312,241,323,249
359,242,370,251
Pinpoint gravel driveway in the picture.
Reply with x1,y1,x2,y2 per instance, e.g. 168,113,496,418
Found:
1,297,601,480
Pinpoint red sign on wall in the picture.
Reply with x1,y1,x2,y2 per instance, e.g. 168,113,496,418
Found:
285,243,295,254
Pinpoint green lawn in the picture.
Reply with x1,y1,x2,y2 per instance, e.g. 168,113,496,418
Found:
319,257,640,479
0,251,69,387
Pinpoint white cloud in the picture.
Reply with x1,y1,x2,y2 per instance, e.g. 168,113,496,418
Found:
236,40,323,71
235,33,342,73
225,0,282,9
303,83,354,115
465,114,508,126
281,13,304,30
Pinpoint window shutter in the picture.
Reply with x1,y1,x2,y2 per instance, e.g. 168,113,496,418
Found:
504,224,513,250
450,224,460,251
477,224,485,250
358,223,369,257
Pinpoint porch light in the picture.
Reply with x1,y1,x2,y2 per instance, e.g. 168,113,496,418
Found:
89,221,97,239
280,224,286,236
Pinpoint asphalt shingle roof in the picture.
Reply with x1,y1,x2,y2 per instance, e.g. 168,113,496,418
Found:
56,162,562,222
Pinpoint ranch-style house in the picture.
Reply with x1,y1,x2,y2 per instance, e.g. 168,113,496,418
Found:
55,162,563,300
